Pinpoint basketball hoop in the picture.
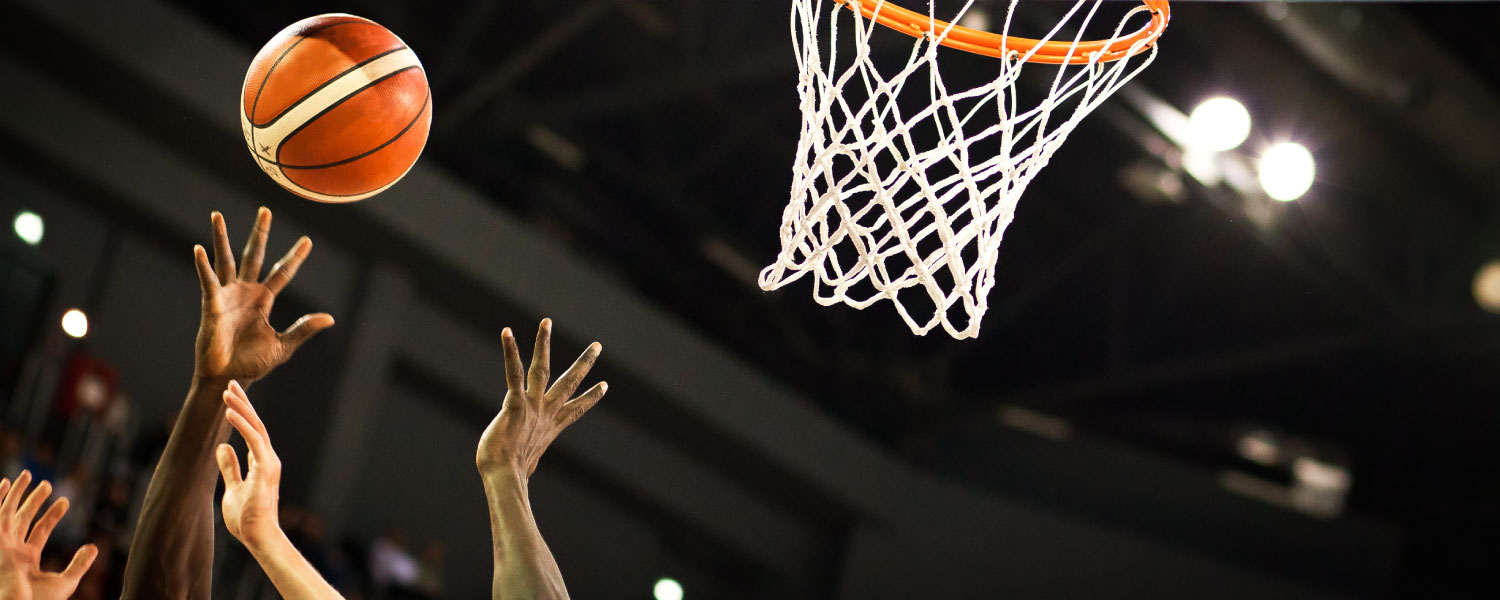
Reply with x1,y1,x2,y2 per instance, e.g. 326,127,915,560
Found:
759,0,1169,339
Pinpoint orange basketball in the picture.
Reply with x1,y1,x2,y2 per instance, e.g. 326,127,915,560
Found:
240,14,431,203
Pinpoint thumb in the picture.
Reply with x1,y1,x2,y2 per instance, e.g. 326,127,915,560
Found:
278,312,335,357
216,444,243,486
61,543,98,583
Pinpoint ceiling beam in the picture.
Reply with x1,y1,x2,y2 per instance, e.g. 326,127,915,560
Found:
438,0,615,135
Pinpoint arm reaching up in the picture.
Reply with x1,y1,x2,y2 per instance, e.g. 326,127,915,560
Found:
121,207,334,599
0,472,99,600
216,381,343,600
476,319,608,600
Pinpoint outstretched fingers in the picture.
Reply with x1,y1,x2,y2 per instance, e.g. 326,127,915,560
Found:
224,382,274,460
61,543,100,584
264,236,312,294
224,385,281,485
239,206,272,282
216,444,243,487
211,211,236,284
25,497,68,549
559,381,609,428
194,245,221,303
277,313,335,360
548,342,601,403
528,319,552,395
15,479,53,535
502,328,525,395
1,470,31,523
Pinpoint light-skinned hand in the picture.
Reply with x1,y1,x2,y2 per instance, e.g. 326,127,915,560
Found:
215,380,284,549
0,471,98,600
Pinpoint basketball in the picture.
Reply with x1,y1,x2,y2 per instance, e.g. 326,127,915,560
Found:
239,14,431,203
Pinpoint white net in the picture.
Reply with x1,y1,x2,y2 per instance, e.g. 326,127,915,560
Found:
760,0,1163,339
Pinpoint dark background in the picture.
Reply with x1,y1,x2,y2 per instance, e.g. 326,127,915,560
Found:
2,0,1498,598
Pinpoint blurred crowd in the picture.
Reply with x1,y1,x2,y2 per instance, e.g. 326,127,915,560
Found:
0,416,445,600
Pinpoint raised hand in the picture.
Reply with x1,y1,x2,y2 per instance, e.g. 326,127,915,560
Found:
214,382,345,600
478,319,605,600
193,207,334,384
122,208,334,600
0,472,99,600
477,319,608,479
215,380,282,548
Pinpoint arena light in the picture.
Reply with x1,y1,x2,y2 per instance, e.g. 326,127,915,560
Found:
61,309,89,339
1187,97,1251,152
13,210,43,246
1236,429,1280,466
958,7,989,31
654,578,684,600
1259,142,1315,201
1473,259,1500,314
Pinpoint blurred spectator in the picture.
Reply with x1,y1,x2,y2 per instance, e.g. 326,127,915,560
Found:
370,528,421,597
0,426,22,475
23,439,58,483
416,541,445,599
5,383,443,600
91,476,135,550
73,532,118,600
53,463,95,546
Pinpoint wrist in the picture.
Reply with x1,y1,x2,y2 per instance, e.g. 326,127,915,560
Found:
477,450,526,478
191,372,254,388
480,460,529,491
243,523,292,558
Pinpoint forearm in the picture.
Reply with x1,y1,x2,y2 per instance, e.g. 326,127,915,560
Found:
482,468,568,600
245,529,344,600
120,376,234,599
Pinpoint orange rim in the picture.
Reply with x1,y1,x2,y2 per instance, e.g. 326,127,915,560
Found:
840,0,1170,64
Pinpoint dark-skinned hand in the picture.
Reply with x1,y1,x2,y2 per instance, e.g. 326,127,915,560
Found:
477,319,608,479
192,207,333,384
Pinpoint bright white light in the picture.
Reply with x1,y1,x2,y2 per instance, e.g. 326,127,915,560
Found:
1188,97,1251,152
1473,260,1500,314
61,309,89,339
958,8,989,32
1236,430,1280,466
1293,457,1350,491
13,211,44,246
1259,142,1315,201
653,578,684,600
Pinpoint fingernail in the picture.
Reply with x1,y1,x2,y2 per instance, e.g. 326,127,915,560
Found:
600,382,609,393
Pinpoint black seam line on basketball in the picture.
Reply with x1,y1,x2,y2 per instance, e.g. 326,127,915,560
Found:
259,45,412,129
276,86,430,172
275,90,427,199
271,66,425,171
249,18,367,156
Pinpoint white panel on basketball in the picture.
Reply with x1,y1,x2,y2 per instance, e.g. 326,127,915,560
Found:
238,47,423,203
